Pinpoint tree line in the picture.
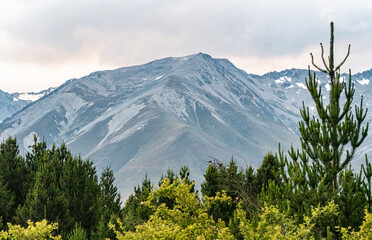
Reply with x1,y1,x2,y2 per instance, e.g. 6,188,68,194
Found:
0,136,122,239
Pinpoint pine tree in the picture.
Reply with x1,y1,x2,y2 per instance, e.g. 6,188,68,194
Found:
67,223,88,240
290,21,368,192
15,140,101,238
157,168,179,209
0,176,14,228
179,165,195,193
59,153,100,237
122,175,153,231
261,22,370,236
201,163,221,198
91,167,122,239
337,167,366,228
0,137,28,221
14,145,72,234
256,152,280,192
98,167,122,214
201,159,246,224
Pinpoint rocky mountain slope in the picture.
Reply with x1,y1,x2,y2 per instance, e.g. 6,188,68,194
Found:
1,53,371,199
0,87,56,122
0,90,29,123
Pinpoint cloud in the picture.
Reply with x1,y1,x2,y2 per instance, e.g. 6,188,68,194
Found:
0,0,372,92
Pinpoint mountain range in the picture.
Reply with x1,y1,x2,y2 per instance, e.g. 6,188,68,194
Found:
0,87,56,123
1,53,371,199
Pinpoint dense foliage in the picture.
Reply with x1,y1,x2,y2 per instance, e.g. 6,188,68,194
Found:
0,136,122,239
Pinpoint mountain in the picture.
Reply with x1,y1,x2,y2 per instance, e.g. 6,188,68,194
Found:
0,87,56,123
12,87,56,102
0,89,29,123
261,68,372,164
0,53,300,199
0,53,371,199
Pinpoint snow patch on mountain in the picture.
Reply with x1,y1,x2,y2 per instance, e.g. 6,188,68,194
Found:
358,79,370,85
296,83,307,89
16,93,42,101
13,88,56,102
275,76,292,84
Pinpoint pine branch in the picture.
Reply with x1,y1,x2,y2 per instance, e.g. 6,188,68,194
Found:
320,43,330,72
335,44,351,71
310,53,328,73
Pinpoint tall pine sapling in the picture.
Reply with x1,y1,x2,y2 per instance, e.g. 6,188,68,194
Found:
289,22,369,192
99,167,122,213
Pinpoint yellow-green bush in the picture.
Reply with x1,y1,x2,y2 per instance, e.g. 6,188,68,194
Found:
110,178,235,239
0,219,61,240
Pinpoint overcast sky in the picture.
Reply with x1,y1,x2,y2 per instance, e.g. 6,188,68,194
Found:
1,0,372,92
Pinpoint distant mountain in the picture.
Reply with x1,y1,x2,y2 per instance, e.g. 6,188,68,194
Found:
260,67,372,164
0,90,29,123
0,87,56,123
12,87,56,102
0,53,371,199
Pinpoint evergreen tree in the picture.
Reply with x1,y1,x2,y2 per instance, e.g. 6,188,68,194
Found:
67,223,88,240
255,152,280,193
157,168,179,209
91,167,122,239
201,162,221,198
261,22,369,236
158,168,177,186
201,159,247,225
0,137,125,237
337,167,366,228
291,21,368,192
14,145,72,235
112,178,235,239
122,175,153,231
25,135,47,176
98,167,122,214
0,137,27,222
59,149,100,237
0,177,14,229
179,165,195,193
14,140,101,238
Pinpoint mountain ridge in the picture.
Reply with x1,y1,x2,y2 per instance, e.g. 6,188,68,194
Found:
0,53,371,199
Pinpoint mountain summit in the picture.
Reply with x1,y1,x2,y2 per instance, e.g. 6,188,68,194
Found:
0,53,343,198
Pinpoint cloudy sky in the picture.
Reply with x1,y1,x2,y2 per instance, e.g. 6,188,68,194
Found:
1,0,372,92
